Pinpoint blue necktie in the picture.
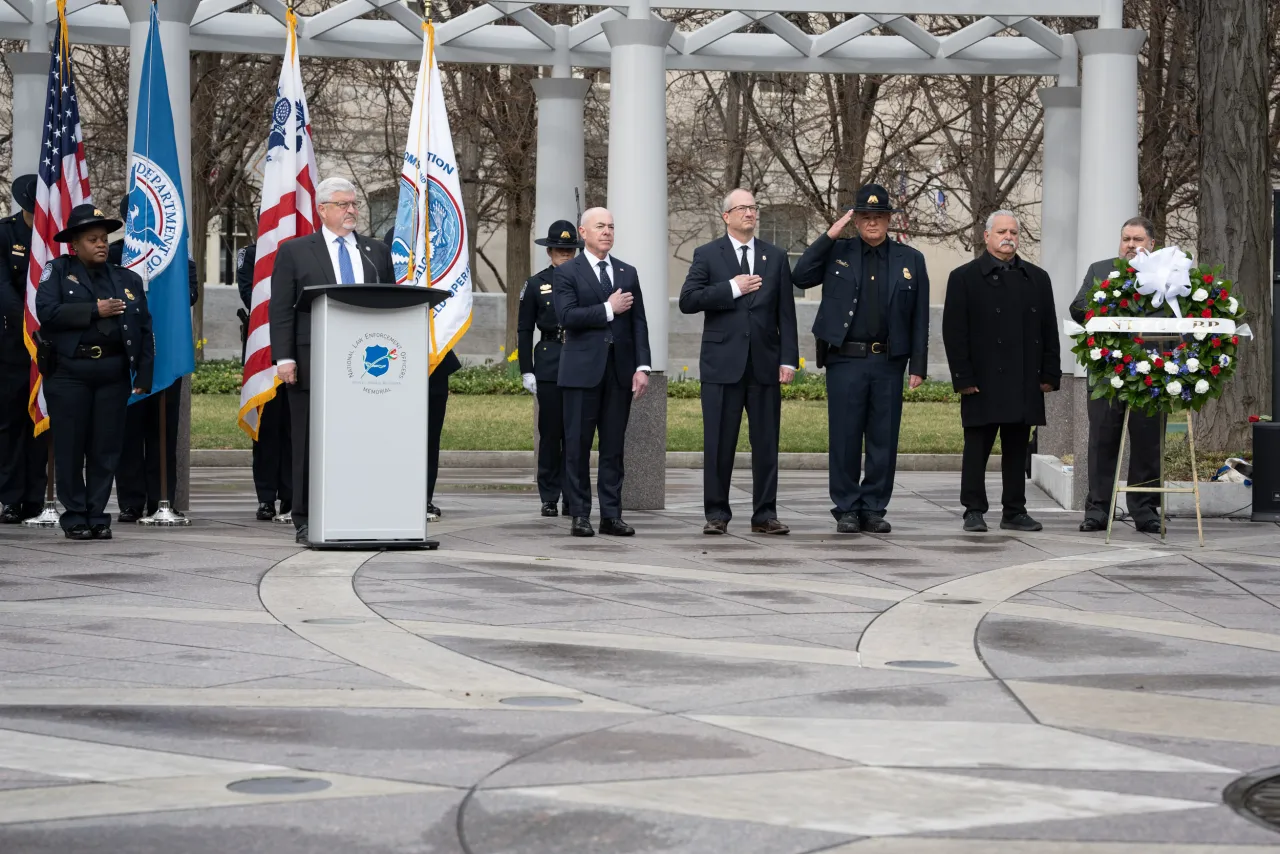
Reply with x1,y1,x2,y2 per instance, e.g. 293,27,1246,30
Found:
336,237,355,285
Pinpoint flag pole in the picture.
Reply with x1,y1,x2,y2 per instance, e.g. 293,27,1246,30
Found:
22,444,60,528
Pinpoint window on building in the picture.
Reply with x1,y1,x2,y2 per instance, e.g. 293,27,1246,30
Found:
758,204,809,260
367,185,398,242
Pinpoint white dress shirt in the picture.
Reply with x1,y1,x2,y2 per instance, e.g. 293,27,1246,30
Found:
278,226,364,369
585,250,649,374
728,235,755,297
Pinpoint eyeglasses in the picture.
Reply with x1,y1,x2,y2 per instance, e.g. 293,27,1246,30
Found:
323,200,359,210
727,205,760,215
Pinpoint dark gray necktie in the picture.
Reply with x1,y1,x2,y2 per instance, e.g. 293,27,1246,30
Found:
739,245,750,276
598,261,613,295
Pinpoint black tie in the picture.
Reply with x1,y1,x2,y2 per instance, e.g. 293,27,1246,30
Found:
739,245,751,276
598,261,613,295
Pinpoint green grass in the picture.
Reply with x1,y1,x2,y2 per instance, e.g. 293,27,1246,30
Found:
195,393,969,453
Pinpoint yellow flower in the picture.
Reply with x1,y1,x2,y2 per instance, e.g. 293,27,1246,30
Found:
799,356,806,369
498,345,505,353
506,350,518,362
682,365,688,372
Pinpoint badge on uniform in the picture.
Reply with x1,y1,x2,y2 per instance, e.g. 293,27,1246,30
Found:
39,262,52,283
903,268,913,280
67,274,79,283
11,244,24,253
125,289,136,301
540,283,552,294
835,259,850,268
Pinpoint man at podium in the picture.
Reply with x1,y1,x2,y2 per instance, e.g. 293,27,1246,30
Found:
268,177,394,546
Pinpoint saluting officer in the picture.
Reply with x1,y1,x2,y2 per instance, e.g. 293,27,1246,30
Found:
793,184,930,535
36,205,154,540
109,195,198,522
518,220,580,517
0,175,49,523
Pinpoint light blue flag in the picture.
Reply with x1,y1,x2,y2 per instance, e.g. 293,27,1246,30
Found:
123,2,194,403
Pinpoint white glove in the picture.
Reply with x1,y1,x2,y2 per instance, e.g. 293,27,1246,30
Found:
522,373,537,395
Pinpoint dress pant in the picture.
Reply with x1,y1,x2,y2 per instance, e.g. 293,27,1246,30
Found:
115,378,180,514
428,379,449,502
44,354,130,530
1085,395,1164,525
251,386,293,509
960,423,1031,517
826,352,907,517
535,380,565,504
701,353,781,525
0,362,48,512
288,385,310,532
562,349,631,519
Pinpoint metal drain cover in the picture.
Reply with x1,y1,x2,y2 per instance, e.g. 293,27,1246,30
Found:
926,598,981,605
884,660,958,669
227,776,332,795
1225,767,1280,833
302,618,364,625
499,696,583,707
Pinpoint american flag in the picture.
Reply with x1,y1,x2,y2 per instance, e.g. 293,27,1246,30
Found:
24,3,92,435
237,8,319,440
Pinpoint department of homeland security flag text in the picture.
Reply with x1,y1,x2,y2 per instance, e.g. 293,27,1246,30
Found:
391,20,472,373
237,7,319,441
123,1,194,404
24,0,92,435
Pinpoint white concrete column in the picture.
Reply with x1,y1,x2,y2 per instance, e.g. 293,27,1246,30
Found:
1074,29,1146,294
531,75,590,270
603,17,674,511
5,50,51,200
121,0,198,224
1039,86,1081,373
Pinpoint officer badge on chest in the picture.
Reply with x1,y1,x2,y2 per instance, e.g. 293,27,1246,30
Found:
903,268,912,280
125,289,136,301
540,284,552,294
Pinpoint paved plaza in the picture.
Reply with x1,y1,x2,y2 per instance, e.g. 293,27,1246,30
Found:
0,468,1279,852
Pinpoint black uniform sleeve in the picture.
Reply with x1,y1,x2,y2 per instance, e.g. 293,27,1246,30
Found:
268,244,299,363
909,252,930,379
188,258,199,307
35,263,96,331
516,275,538,375
133,280,155,393
778,254,799,368
791,233,837,289
0,227,23,331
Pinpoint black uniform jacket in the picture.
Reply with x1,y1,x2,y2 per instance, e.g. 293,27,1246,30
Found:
792,232,930,378
35,256,155,393
0,213,32,365
942,252,1061,428
553,253,651,389
677,235,799,386
517,266,564,382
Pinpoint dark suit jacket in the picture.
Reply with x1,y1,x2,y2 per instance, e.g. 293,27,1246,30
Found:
553,252,651,389
678,236,799,385
792,233,930,377
35,255,155,393
237,244,257,310
1069,257,1121,323
942,253,1061,427
268,231,395,390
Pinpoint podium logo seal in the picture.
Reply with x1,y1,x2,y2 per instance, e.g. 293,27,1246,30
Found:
347,333,408,393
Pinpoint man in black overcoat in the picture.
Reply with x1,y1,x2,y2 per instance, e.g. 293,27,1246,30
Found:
943,211,1060,533
1068,216,1164,534
792,184,930,534
679,189,798,535
518,219,579,517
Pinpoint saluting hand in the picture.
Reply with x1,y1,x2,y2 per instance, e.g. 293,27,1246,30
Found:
826,210,855,240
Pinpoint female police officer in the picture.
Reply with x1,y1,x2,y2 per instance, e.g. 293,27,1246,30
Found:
36,204,153,540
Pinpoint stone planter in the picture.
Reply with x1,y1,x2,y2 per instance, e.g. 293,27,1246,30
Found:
1031,454,1253,518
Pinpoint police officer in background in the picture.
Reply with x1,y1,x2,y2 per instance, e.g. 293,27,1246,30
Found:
109,195,198,522
0,175,48,522
518,220,580,517
237,243,293,521
36,205,153,540
793,184,930,534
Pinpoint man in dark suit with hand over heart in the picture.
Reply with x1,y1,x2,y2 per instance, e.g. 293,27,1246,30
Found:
680,189,798,535
553,207,651,538
268,176,394,546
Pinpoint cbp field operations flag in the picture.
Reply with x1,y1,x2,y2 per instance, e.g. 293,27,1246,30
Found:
391,17,472,373
123,1,194,404
237,7,319,440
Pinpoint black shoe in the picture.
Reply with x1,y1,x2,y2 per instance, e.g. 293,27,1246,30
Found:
600,518,634,536
256,502,276,521
963,511,988,533
1137,519,1162,534
1079,517,1105,532
703,519,728,535
836,512,861,534
295,524,310,546
90,524,112,540
0,506,22,524
1001,513,1043,532
561,503,570,517
118,507,143,524
860,515,892,534
541,502,558,517
427,502,442,519
752,519,791,535
570,516,594,537
64,524,93,541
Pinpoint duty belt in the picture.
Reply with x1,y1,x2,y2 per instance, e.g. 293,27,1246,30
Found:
73,342,124,359
540,328,565,343
834,340,887,357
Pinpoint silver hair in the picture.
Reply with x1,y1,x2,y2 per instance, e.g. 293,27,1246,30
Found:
722,189,753,213
316,176,357,204
580,207,610,227
985,209,1019,231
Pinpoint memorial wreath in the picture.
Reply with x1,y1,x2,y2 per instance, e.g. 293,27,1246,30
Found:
1069,247,1246,418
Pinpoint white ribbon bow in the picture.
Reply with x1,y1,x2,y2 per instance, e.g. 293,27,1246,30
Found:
1129,246,1193,318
